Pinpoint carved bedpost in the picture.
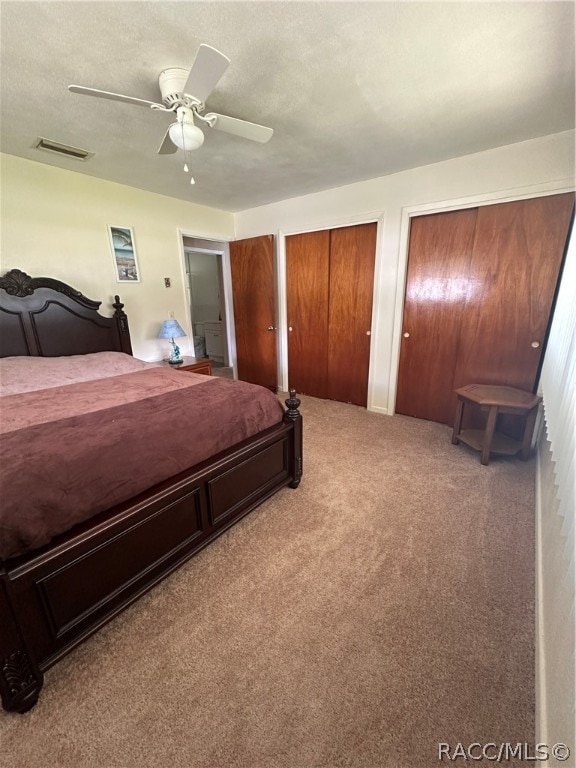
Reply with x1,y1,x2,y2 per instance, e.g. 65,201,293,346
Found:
284,388,303,488
113,295,133,355
0,576,43,713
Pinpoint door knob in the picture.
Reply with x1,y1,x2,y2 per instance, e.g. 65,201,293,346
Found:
403,332,410,338
267,326,276,331
366,331,371,336
531,341,540,348
288,326,293,332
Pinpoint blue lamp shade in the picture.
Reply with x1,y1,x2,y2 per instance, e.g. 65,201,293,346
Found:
158,319,186,340
158,318,187,365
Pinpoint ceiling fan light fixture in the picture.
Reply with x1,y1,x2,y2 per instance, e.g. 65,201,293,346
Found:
168,117,204,152
69,44,274,166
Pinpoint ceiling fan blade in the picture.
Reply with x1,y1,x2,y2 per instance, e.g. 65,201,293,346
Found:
183,44,230,103
68,85,158,109
204,113,273,143
158,126,177,154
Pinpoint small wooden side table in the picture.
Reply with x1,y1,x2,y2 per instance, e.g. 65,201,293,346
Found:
451,384,541,465
157,357,212,375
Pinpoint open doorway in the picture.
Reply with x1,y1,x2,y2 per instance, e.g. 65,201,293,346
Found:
182,236,234,378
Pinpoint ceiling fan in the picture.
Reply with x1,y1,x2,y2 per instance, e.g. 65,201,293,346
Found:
68,44,273,183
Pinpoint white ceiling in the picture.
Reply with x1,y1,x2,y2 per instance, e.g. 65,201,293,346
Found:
1,1,574,212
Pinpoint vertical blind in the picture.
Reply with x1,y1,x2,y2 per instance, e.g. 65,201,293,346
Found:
538,217,575,747
540,224,575,569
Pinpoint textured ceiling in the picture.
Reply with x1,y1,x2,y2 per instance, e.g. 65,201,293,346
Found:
1,1,574,211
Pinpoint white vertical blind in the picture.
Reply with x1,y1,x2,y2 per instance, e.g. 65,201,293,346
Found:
538,219,575,751
540,223,575,565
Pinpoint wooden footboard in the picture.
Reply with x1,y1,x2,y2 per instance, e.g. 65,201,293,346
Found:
0,391,302,714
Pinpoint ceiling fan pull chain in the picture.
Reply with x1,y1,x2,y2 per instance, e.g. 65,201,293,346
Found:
183,149,195,184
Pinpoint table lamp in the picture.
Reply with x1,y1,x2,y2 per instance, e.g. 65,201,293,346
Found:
158,318,187,365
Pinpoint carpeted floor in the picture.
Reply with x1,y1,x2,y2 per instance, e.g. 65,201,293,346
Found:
1,395,536,768
211,365,234,379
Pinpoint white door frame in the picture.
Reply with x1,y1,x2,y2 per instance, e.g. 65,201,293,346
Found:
177,228,237,377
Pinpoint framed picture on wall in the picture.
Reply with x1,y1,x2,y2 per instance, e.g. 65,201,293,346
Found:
108,225,140,282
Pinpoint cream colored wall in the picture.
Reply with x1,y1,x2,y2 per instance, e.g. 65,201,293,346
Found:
0,154,234,361
234,130,575,411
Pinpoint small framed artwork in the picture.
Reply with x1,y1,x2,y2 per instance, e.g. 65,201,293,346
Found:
108,226,140,282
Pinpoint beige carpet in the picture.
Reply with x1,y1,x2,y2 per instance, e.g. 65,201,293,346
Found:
1,396,535,768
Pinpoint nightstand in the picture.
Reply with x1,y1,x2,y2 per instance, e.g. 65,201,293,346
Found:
159,357,212,375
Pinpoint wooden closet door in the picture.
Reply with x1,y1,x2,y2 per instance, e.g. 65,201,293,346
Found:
327,223,377,407
286,230,330,398
396,193,574,426
229,235,278,390
395,209,478,424
453,193,574,393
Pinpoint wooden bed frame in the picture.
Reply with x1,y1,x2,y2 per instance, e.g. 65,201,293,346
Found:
0,269,303,714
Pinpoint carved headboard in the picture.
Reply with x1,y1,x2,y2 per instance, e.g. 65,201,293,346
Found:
0,269,132,357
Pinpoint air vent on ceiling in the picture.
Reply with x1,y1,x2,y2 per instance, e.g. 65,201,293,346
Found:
34,137,94,161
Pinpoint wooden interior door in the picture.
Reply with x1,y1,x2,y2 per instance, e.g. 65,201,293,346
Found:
395,209,478,423
286,230,330,398
229,235,278,390
327,223,377,407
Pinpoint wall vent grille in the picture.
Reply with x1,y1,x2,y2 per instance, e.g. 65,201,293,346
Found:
34,137,94,161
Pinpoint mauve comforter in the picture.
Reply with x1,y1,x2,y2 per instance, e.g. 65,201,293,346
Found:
0,368,284,560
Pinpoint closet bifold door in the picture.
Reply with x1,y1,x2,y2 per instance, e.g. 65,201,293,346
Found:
286,222,377,407
395,208,478,424
396,192,574,426
452,193,575,395
327,223,377,407
286,230,330,398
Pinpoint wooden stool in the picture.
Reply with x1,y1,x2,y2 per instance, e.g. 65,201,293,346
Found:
451,384,541,465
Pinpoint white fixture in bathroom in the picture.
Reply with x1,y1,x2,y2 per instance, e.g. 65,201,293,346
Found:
204,321,223,362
